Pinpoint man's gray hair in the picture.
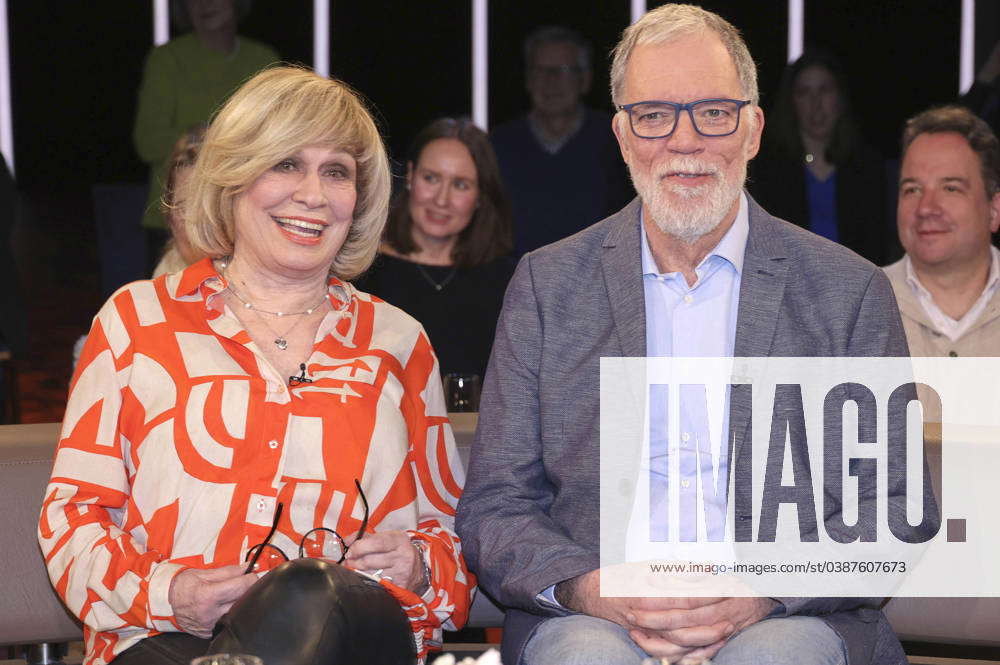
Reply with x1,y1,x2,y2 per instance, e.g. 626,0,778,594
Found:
524,25,593,73
609,4,758,107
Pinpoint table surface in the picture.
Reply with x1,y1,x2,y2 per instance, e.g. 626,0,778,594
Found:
449,412,478,448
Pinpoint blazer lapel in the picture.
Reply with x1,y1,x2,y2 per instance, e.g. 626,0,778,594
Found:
730,197,789,468
733,197,789,358
601,198,647,358
599,199,647,555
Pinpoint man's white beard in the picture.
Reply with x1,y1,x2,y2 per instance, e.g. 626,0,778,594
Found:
629,155,747,244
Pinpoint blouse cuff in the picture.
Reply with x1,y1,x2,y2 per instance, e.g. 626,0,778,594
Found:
147,561,188,631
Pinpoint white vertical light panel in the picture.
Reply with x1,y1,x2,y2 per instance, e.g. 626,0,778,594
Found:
631,0,646,24
787,0,803,62
154,0,169,46
314,0,330,78
0,0,10,175
472,0,488,130
960,0,975,94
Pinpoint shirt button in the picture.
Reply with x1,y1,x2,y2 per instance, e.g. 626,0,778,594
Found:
256,500,266,512
682,432,691,442
949,351,958,357
683,295,694,304
268,440,279,449
681,479,691,489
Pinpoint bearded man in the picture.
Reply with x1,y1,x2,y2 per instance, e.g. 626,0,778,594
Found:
456,4,913,665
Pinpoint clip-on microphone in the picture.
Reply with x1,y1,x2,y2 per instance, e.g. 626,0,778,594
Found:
289,363,313,386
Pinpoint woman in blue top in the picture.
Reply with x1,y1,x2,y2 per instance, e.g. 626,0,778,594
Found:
749,50,893,264
354,118,514,380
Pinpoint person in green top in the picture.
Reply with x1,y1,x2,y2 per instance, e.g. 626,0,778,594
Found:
133,0,278,266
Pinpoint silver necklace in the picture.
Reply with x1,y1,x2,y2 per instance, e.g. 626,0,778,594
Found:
250,308,319,351
415,263,457,292
221,261,329,350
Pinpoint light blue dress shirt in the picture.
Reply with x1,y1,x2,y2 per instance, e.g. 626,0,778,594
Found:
538,194,749,607
643,193,748,543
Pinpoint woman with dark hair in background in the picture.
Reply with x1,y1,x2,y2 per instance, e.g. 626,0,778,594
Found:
356,117,514,379
749,50,890,264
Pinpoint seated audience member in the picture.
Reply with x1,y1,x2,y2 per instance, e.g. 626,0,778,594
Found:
154,124,207,277
750,50,889,264
885,106,1000,364
73,127,209,371
356,117,514,379
134,0,278,269
491,25,633,256
41,67,471,665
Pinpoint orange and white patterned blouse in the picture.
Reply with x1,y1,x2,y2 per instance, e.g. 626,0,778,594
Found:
38,258,473,665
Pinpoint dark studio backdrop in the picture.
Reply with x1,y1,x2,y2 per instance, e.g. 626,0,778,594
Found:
5,1,995,241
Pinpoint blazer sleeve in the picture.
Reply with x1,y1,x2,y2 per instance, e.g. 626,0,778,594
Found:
456,255,599,614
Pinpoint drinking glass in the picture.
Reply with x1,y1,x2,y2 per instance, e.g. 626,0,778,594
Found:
190,655,264,665
443,373,480,412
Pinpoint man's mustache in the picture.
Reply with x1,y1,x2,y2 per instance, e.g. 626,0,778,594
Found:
655,157,720,179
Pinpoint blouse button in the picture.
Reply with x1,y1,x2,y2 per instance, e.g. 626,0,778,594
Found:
256,500,266,512
268,440,279,449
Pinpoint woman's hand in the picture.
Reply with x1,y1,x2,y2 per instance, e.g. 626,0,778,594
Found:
168,565,259,638
344,530,428,594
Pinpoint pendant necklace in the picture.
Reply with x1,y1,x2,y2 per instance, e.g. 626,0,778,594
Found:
246,306,319,351
221,261,329,350
415,263,457,292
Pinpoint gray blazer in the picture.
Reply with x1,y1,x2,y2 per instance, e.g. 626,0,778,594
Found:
456,195,920,665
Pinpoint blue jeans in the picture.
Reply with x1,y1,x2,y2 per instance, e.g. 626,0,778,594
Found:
520,613,846,665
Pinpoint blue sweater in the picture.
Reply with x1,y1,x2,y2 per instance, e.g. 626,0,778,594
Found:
491,109,633,256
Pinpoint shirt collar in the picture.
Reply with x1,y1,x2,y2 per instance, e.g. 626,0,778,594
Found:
640,191,749,277
903,246,1000,302
173,256,354,311
176,257,223,298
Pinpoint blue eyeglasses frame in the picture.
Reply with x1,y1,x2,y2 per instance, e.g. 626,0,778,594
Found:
617,98,752,139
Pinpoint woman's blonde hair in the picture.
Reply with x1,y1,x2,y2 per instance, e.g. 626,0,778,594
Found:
184,65,391,280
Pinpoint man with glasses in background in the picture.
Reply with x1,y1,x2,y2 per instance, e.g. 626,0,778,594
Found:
458,4,915,665
491,25,633,256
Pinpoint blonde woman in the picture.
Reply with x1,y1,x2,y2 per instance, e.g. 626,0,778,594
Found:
41,66,471,665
